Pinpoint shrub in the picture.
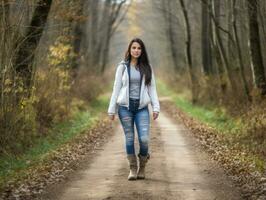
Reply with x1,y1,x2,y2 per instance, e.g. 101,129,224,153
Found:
71,68,104,102
0,75,37,154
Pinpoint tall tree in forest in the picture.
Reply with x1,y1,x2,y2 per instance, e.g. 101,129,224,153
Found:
87,0,100,68
227,0,237,66
206,0,238,94
247,0,266,95
211,0,227,93
69,0,86,77
161,0,179,71
14,0,53,89
232,0,251,101
100,0,127,73
179,0,198,103
0,0,10,73
201,0,213,75
84,0,127,74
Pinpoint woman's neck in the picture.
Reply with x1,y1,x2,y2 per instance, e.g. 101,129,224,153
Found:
130,58,138,66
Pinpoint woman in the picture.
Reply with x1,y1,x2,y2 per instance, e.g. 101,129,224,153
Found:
108,38,160,181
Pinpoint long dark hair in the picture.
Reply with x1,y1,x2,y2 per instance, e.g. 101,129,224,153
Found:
124,38,152,86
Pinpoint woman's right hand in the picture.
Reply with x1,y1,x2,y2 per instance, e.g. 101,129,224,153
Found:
109,114,115,120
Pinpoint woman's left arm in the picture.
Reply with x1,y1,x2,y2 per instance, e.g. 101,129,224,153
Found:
147,67,160,114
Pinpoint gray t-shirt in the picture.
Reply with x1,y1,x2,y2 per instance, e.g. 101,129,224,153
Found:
129,65,141,99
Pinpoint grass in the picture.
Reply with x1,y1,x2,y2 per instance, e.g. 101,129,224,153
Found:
89,93,110,115
173,97,241,132
156,78,175,97
0,94,110,188
157,79,265,172
157,78,241,133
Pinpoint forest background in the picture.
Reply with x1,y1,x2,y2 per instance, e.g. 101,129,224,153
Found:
0,0,265,193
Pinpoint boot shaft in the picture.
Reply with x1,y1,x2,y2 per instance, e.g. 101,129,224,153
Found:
137,153,150,179
138,153,150,167
127,155,137,180
127,154,137,169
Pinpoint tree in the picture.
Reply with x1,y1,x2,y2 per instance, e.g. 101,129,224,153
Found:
100,0,127,73
161,0,180,71
247,0,266,95
205,0,238,94
232,0,250,101
84,0,128,74
14,0,53,88
179,0,198,103
201,0,213,75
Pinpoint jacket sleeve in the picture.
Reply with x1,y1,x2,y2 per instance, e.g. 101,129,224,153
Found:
147,66,160,113
108,63,124,115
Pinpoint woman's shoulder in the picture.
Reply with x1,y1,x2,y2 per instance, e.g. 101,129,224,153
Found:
116,60,127,69
118,60,127,66
114,60,127,74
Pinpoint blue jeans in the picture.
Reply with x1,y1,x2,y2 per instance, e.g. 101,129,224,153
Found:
118,98,150,156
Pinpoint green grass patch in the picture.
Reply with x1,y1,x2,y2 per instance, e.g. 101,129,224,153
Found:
89,93,110,115
157,79,265,172
174,97,241,132
0,94,109,188
156,79,175,97
157,79,242,133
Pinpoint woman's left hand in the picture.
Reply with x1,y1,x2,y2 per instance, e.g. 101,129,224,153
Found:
153,112,159,120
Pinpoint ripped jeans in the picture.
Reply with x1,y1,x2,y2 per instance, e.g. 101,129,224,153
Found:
118,98,150,156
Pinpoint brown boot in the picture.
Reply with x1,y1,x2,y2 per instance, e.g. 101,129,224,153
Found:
137,153,150,179
127,155,137,180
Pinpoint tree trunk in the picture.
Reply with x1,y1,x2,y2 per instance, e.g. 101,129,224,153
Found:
100,0,126,73
247,0,266,95
87,0,99,68
207,0,238,93
179,0,198,103
201,0,213,75
99,0,113,73
0,0,9,72
14,0,53,88
232,0,251,101
212,0,227,93
71,0,86,75
162,0,179,71
227,0,237,66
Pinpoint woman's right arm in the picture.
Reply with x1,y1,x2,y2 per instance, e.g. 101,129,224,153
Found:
108,63,124,115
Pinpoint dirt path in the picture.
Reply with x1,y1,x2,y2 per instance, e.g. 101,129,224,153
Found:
40,111,243,200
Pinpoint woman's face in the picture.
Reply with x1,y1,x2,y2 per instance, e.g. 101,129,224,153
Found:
130,42,142,59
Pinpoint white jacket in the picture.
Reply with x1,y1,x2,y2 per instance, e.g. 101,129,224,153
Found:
108,60,160,114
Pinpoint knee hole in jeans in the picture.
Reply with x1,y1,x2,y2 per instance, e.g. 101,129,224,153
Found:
140,136,149,145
